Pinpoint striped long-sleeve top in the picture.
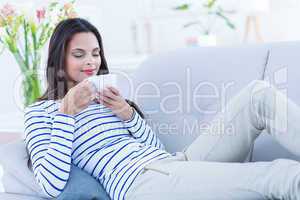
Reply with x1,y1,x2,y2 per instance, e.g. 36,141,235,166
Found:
24,100,171,200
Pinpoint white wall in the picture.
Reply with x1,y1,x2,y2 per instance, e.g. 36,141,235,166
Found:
1,0,300,131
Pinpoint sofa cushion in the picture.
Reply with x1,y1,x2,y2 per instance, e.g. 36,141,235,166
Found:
0,140,47,198
0,140,111,200
0,193,43,200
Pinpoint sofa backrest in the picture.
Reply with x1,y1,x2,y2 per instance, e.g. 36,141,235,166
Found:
123,45,269,153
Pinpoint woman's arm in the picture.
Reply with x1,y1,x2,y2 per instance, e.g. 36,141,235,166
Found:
123,109,166,150
97,87,166,151
24,102,75,198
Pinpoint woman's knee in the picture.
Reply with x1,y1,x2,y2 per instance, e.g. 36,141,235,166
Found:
247,80,271,92
246,80,276,103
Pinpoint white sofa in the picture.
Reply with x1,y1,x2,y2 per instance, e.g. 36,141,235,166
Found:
1,41,300,199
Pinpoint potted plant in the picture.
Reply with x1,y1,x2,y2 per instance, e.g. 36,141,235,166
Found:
174,0,236,46
0,1,77,107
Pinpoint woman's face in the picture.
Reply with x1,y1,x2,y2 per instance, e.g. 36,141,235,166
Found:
65,32,101,86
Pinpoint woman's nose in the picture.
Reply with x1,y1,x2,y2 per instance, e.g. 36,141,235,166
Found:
85,55,96,66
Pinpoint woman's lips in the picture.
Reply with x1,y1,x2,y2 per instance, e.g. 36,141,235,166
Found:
82,69,95,76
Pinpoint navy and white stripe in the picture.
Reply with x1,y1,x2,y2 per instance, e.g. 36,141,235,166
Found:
24,100,171,200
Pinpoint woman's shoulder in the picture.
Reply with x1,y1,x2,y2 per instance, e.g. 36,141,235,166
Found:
25,100,57,114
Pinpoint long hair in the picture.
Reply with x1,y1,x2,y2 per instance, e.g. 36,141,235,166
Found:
28,18,144,169
38,18,144,117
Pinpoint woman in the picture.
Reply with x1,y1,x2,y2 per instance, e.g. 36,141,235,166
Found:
24,18,300,200
25,17,167,200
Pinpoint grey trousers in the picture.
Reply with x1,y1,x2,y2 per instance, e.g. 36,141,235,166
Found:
126,80,300,200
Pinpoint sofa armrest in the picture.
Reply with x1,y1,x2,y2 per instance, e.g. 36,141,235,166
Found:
0,192,44,200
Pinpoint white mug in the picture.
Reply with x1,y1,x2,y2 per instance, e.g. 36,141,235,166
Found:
87,74,117,91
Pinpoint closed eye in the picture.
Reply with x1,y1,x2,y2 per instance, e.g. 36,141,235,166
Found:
73,54,83,58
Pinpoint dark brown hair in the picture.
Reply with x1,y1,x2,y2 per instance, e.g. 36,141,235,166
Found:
38,17,144,117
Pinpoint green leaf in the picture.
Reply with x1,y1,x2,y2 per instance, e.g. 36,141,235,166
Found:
30,21,38,52
174,4,190,11
0,44,4,55
48,2,59,11
37,22,49,48
216,11,236,30
226,21,236,29
30,21,37,35
23,19,31,69
204,0,217,8
12,50,27,74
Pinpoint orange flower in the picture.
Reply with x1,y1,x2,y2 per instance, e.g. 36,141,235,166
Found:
67,11,77,18
6,15,13,25
63,3,73,11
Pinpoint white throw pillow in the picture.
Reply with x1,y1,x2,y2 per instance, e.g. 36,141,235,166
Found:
0,140,49,199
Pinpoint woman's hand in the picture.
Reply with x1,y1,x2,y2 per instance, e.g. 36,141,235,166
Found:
96,86,134,121
59,79,96,116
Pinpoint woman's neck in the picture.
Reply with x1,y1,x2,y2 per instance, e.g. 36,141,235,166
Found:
67,80,77,90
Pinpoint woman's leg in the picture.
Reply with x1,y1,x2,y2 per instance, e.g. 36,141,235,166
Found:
183,80,300,162
126,158,300,200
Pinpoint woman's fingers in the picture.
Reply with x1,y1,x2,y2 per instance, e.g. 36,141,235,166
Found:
99,88,119,101
97,98,111,108
108,86,120,96
98,93,113,104
96,87,128,115
97,91,123,108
